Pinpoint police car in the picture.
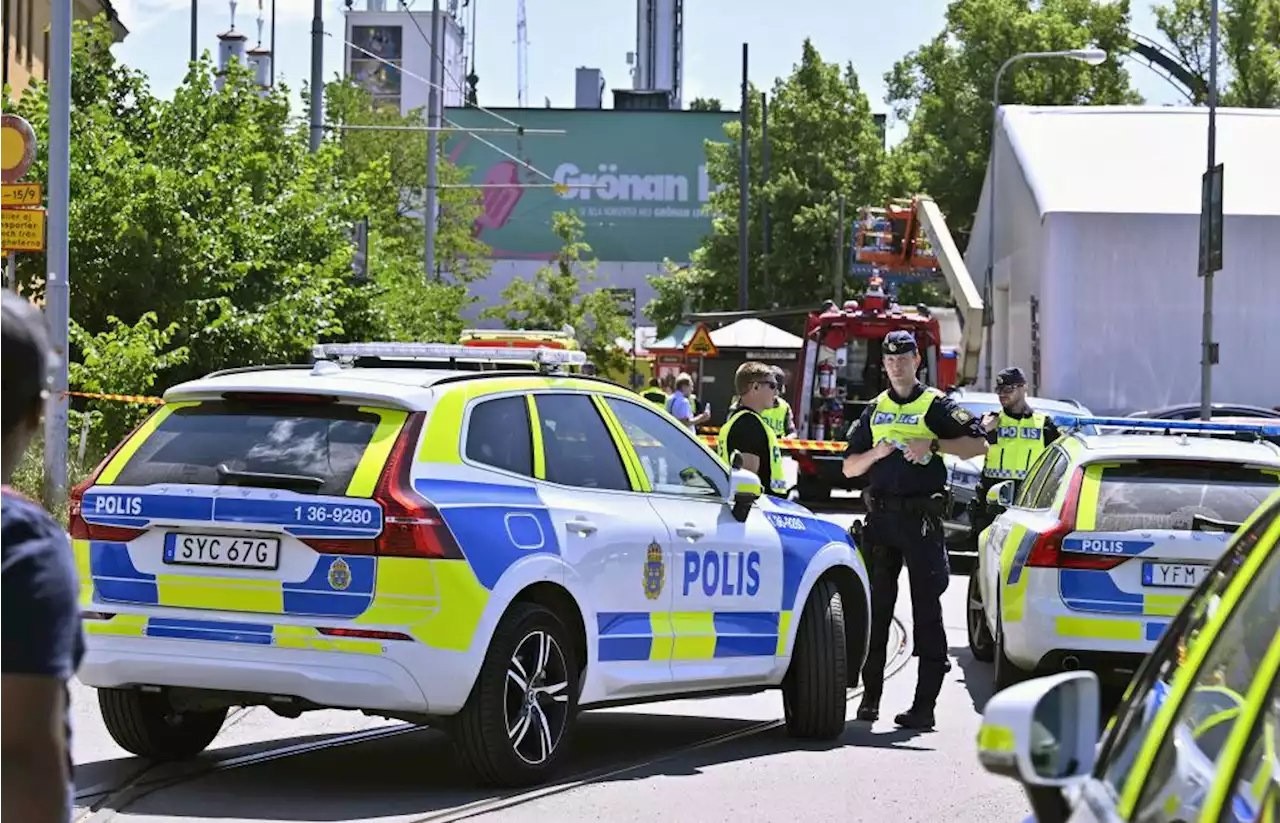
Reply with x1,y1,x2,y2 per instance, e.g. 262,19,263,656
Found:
966,416,1280,690
72,343,871,787
975,487,1280,823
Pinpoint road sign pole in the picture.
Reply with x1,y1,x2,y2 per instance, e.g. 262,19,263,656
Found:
44,0,73,511
5,252,14,289
1199,0,1221,421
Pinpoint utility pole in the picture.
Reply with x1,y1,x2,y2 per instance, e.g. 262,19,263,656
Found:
425,0,442,280
308,0,323,153
1198,0,1222,420
835,194,846,305
43,0,72,511
737,42,749,311
191,0,198,63
270,0,277,85
761,91,771,305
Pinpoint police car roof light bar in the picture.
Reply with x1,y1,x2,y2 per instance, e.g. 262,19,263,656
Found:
1051,415,1280,438
312,342,589,369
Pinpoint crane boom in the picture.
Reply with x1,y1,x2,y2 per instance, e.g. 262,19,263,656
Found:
914,195,984,385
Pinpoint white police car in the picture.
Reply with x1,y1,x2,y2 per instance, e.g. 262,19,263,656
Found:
966,416,1280,690
72,343,871,786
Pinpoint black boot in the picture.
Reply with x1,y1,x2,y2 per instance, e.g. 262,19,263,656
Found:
856,694,880,722
893,706,935,729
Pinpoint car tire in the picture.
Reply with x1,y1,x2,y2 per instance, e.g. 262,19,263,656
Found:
451,602,580,787
98,688,227,760
782,579,848,740
967,572,995,663
993,597,1029,691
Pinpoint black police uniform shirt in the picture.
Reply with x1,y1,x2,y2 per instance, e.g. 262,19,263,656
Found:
2,487,85,817
723,409,779,496
843,382,987,497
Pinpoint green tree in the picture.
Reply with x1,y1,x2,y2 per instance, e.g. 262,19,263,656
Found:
884,0,1143,245
645,40,888,335
481,210,630,375
323,77,494,342
1153,0,1280,106
689,97,724,111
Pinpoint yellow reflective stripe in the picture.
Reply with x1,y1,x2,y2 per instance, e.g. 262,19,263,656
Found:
1055,616,1142,641
776,609,793,655
72,538,93,606
670,611,716,660
354,556,440,625
1000,523,1030,623
649,612,674,661
354,558,487,651
1118,511,1280,816
418,388,464,464
1200,628,1280,821
85,614,147,637
1074,464,1109,531
1192,706,1242,739
591,395,650,492
155,575,285,613
345,407,408,497
1145,593,1187,617
97,402,200,484
272,625,381,655
526,395,546,480
977,723,1016,753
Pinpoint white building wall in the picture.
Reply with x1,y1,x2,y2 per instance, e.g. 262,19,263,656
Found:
344,10,465,116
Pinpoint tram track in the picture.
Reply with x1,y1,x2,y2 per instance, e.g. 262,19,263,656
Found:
74,616,912,823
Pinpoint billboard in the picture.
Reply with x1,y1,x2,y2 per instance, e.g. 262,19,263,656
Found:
444,108,735,263
349,25,404,110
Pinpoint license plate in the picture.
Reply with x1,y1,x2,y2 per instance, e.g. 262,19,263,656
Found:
1142,561,1211,589
164,533,281,570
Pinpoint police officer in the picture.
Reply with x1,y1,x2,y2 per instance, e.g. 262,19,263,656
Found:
718,361,788,497
640,377,667,407
970,367,1060,535
842,330,988,729
759,366,797,439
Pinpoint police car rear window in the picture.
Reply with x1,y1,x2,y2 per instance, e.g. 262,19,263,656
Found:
1094,461,1280,532
111,402,384,496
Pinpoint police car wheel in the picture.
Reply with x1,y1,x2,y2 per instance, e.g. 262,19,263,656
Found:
452,602,578,787
992,602,1028,690
781,579,848,740
98,687,228,760
966,573,995,663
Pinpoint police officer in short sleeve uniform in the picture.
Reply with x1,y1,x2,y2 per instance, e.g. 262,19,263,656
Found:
842,330,989,729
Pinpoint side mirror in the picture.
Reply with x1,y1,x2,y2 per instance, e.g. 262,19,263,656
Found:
986,480,1016,510
977,671,1100,788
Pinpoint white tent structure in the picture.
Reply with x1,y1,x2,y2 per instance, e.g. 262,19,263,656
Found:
966,105,1280,415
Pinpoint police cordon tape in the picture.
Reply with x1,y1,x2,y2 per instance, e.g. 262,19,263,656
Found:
61,391,165,405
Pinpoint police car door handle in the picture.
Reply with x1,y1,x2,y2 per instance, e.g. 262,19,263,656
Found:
675,524,705,541
566,517,598,536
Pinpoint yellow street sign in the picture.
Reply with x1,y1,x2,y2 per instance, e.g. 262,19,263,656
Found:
1,114,37,183
1,207,46,252
2,182,42,207
684,323,719,357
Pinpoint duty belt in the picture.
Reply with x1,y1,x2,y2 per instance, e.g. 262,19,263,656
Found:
867,493,947,516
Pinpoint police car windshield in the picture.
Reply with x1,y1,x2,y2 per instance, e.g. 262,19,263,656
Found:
1091,461,1279,532
111,402,384,496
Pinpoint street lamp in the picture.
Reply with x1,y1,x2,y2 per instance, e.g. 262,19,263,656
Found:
983,48,1108,389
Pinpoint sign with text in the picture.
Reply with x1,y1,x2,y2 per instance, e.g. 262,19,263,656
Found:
1,208,46,251
2,182,42,206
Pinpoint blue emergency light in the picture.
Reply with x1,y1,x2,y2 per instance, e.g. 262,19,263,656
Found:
1050,415,1280,438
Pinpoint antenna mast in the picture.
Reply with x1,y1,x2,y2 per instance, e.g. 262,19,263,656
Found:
516,0,528,107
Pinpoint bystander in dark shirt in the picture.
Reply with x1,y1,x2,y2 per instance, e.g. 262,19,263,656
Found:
2,487,85,817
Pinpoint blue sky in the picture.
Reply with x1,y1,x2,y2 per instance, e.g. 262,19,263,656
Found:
111,0,1185,144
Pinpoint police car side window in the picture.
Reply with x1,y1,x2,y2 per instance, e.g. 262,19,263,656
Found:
603,397,727,498
464,396,533,478
532,393,631,492
1014,449,1059,508
1029,449,1070,509
1220,685,1279,823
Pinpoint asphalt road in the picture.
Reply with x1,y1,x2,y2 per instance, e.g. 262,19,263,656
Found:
69,505,1041,823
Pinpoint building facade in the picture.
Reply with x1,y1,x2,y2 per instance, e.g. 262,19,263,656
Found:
3,0,127,94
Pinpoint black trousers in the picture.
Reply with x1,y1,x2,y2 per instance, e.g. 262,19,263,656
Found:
860,505,951,711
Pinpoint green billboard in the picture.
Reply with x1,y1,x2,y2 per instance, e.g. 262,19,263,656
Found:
443,108,734,263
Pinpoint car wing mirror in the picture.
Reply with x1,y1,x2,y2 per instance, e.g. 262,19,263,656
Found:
977,671,1100,789
986,480,1016,510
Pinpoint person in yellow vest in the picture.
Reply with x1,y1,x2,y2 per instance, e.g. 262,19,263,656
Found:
640,377,666,407
971,367,1060,535
841,330,988,730
759,366,797,439
717,362,788,497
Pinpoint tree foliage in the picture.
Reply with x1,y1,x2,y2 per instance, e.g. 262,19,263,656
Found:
1154,0,1280,107
646,40,888,335
481,211,631,376
884,0,1143,244
689,97,724,111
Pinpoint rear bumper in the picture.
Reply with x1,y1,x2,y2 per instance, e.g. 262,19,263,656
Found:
79,634,434,716
1005,605,1170,675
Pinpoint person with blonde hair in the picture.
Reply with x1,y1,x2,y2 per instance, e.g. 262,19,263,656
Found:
717,362,787,497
